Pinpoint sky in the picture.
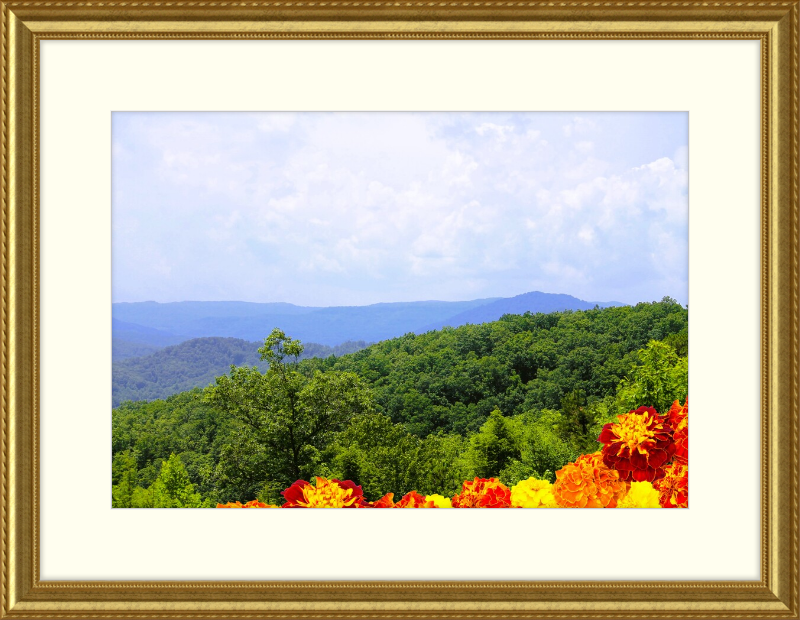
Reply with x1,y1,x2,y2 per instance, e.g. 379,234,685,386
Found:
111,111,688,307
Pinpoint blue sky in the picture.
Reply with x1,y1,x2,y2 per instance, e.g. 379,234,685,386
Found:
112,112,688,306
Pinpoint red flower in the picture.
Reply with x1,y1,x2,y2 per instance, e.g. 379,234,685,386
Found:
281,480,311,507
216,500,274,508
667,398,688,466
452,478,512,508
281,477,365,508
598,406,675,482
395,491,429,508
363,493,395,508
654,462,688,508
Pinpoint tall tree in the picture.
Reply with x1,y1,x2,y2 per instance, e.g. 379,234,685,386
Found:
206,329,375,487
465,409,521,478
111,451,139,508
149,453,208,508
616,340,688,413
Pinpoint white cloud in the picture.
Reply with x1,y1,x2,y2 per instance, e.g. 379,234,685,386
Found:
563,116,597,137
475,123,515,140
112,112,688,306
255,112,296,133
299,253,344,274
577,226,595,244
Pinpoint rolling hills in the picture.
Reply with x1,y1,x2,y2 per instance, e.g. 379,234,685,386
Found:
112,337,370,406
112,291,622,356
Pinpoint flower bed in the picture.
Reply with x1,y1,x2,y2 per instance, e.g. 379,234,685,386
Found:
218,399,689,509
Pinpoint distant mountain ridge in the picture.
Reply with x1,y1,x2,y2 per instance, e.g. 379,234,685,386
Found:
113,318,185,348
420,292,620,332
112,337,371,406
112,291,623,355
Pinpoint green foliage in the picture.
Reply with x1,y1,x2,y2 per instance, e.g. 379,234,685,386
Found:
662,326,688,357
112,388,229,498
112,339,162,361
212,427,273,504
205,328,376,488
514,410,581,482
322,412,422,500
112,452,210,508
111,451,139,508
112,301,689,505
464,408,580,485
149,454,209,508
465,409,521,479
113,337,268,406
307,299,688,436
615,340,689,414
412,432,471,498
112,336,371,406
320,412,470,500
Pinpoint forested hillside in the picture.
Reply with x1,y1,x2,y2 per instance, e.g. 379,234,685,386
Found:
301,299,687,436
112,337,370,406
112,299,688,507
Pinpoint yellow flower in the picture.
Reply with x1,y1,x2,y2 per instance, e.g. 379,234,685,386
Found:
425,494,452,508
510,477,558,508
281,477,364,508
617,481,662,508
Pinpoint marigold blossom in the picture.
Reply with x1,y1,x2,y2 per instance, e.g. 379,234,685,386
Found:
510,477,558,508
394,491,432,508
217,500,265,508
617,481,662,508
217,501,245,508
598,406,675,482
362,493,395,508
452,477,512,508
653,462,688,508
281,477,365,508
553,452,628,508
666,398,688,466
216,500,278,508
425,494,452,508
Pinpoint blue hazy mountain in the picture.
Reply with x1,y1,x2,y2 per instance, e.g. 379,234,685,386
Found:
113,298,499,347
112,337,371,406
112,292,623,351
112,318,185,346
419,291,621,332
112,318,187,361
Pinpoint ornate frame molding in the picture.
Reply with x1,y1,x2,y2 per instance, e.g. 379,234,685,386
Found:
2,4,798,617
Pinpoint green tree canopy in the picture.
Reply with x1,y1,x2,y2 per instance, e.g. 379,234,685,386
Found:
615,340,688,414
205,329,376,488
149,453,209,508
465,409,521,479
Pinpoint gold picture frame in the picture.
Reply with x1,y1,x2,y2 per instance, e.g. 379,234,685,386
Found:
2,3,798,618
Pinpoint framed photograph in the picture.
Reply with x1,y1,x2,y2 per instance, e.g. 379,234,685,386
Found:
111,109,690,512
2,2,798,618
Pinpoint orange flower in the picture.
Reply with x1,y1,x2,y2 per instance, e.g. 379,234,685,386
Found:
281,477,365,508
363,493,395,508
654,462,688,508
598,406,675,482
395,491,433,508
452,478,512,508
553,452,628,508
216,500,276,508
667,398,688,466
